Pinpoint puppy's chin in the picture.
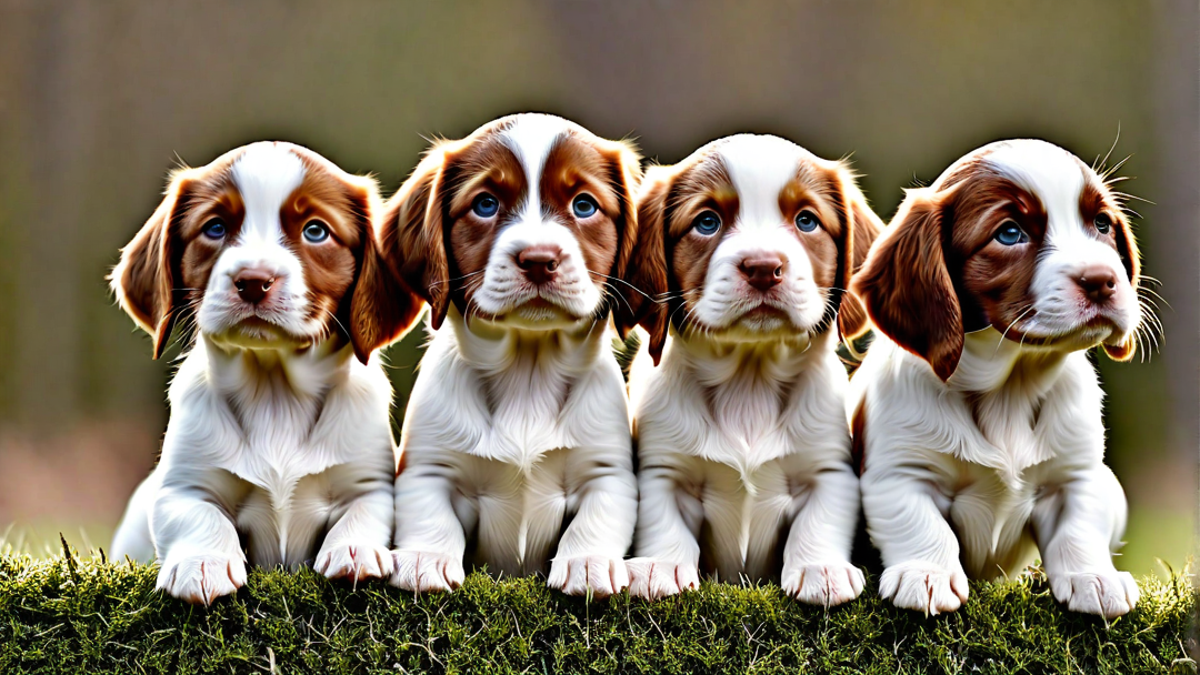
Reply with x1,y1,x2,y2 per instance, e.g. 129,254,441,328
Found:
473,297,594,331
205,316,323,352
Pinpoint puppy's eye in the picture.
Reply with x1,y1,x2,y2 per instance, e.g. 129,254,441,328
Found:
994,221,1029,246
572,194,599,219
1095,213,1113,235
795,210,820,233
692,211,722,236
202,219,227,240
302,220,330,243
472,194,500,218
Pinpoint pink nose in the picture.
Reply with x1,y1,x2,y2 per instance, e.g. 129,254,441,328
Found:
234,270,276,305
517,245,563,285
1076,265,1118,304
739,255,785,293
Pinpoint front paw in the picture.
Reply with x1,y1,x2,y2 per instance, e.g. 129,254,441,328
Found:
389,549,464,593
626,557,699,600
548,555,629,598
781,561,865,607
879,560,969,615
315,542,395,582
156,552,247,605
1051,570,1139,618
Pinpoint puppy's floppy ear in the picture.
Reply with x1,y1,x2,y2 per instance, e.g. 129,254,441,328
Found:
619,166,672,365
342,177,423,364
1103,212,1142,362
853,186,963,381
598,138,645,327
830,164,884,341
109,170,192,359
380,147,452,330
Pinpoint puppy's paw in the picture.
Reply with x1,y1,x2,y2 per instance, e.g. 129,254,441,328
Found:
315,542,395,582
626,557,700,600
879,560,968,615
548,555,629,598
389,550,464,593
1052,570,1139,619
781,561,865,607
156,552,247,605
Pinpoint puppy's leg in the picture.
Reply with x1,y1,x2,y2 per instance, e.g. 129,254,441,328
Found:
780,462,865,606
548,448,638,598
152,474,248,606
627,464,701,600
111,470,161,563
391,462,466,593
315,461,396,582
1033,465,1138,619
863,465,969,615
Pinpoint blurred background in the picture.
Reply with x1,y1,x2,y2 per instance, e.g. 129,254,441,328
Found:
0,0,1194,576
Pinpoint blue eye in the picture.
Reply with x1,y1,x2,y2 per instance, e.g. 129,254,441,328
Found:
994,222,1028,246
1094,213,1113,235
202,219,226,239
795,211,819,233
693,211,721,236
472,193,500,218
303,220,329,243
572,194,599,219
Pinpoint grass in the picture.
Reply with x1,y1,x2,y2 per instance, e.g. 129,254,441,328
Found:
0,547,1194,675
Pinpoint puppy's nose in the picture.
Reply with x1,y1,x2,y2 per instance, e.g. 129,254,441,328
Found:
233,270,276,305
517,245,563,285
1076,265,1118,304
739,255,785,293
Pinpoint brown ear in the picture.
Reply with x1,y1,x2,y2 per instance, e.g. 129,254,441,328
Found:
343,179,423,364
109,172,191,359
598,139,645,328
621,166,672,364
1102,212,1141,362
852,187,963,381
379,148,451,329
832,166,884,341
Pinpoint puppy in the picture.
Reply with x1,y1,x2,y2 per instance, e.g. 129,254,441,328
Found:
109,142,419,604
850,139,1145,617
622,134,881,604
378,114,643,596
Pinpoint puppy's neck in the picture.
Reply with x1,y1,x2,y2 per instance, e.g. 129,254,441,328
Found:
448,305,609,378
201,333,353,401
667,327,829,389
949,329,1070,397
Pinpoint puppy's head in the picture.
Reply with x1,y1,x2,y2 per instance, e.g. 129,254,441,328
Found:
853,139,1143,382
111,142,419,363
379,113,642,331
623,134,881,364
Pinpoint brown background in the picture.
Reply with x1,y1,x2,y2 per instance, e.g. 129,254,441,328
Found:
0,0,1194,573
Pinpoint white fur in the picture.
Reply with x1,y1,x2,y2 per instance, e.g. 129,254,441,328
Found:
627,136,863,606
111,144,398,604
390,115,637,596
853,140,1140,617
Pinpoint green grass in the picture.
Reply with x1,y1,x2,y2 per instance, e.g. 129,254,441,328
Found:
0,549,1194,675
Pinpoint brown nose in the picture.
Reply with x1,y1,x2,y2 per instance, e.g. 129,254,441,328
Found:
517,245,563,285
739,255,785,293
1077,265,1118,304
234,270,276,305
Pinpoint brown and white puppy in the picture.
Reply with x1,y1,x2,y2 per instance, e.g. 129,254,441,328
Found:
849,139,1145,617
109,142,418,604
378,114,643,596
622,134,880,604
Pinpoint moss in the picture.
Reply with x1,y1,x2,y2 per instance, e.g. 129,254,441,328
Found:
0,551,1192,675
